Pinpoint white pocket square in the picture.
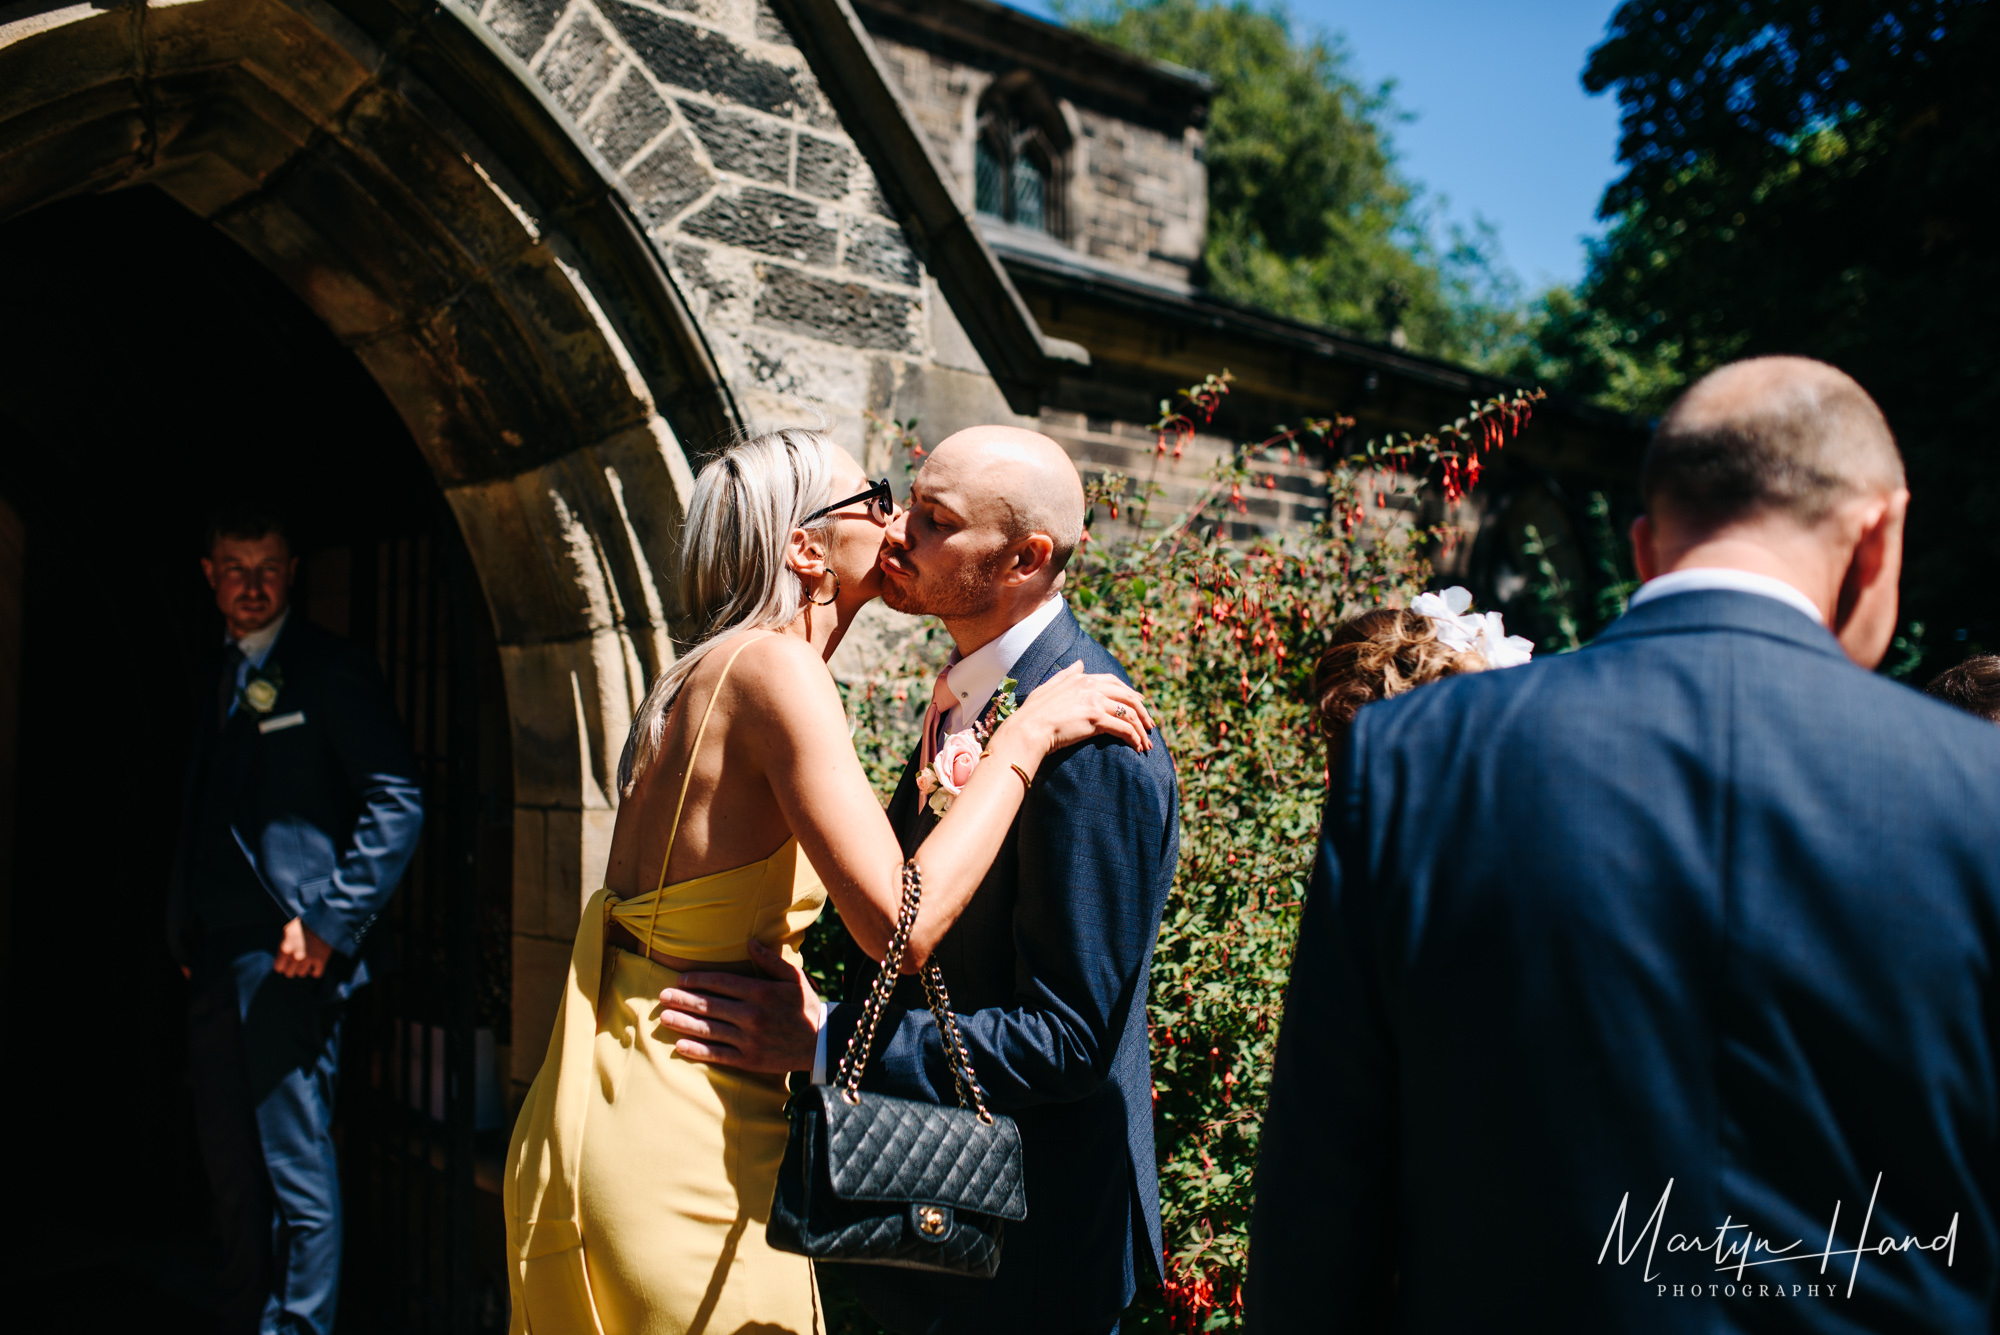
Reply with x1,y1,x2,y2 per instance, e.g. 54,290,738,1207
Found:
258,711,307,734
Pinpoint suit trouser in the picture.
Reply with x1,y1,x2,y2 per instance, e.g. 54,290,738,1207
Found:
188,930,345,1335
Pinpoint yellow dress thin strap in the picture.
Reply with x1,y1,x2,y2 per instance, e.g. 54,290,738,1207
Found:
643,635,762,949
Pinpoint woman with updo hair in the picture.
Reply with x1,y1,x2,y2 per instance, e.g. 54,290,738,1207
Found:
1925,654,2000,723
1312,608,1491,752
1312,586,1534,766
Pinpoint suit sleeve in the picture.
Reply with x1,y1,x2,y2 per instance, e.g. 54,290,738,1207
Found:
301,647,426,957
831,733,1177,1110
1244,726,1396,1332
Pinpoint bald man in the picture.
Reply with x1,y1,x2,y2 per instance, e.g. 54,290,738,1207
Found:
1248,357,2000,1333
665,426,1180,1334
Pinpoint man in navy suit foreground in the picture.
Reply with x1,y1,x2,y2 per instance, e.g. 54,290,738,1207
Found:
1248,358,2000,1332
171,512,424,1334
660,428,1179,1334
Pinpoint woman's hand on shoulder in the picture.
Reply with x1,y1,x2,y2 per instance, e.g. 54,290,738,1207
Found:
1002,661,1155,758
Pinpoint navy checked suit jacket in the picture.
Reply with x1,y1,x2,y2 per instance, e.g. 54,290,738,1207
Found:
828,605,1180,1334
1247,590,2000,1333
169,614,425,978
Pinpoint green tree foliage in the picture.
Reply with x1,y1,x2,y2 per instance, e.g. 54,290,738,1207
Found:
1491,285,1684,419
1573,0,2000,657
1058,0,1505,358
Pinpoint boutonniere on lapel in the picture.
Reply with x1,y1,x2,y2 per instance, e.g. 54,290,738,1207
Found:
238,664,283,717
915,677,1018,816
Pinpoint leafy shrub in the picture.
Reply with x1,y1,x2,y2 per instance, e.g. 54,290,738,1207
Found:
814,377,1542,1332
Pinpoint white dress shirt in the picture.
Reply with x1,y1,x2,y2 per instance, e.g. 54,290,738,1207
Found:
1626,567,1825,625
811,594,1069,1083
935,593,1069,736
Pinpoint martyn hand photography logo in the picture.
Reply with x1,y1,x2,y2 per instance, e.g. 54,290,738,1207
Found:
1599,1176,1959,1300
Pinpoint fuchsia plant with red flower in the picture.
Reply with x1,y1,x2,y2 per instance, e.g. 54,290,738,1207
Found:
822,377,1542,1333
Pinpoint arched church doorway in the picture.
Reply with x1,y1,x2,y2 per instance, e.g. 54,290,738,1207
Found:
0,0,737,1326
0,184,517,1329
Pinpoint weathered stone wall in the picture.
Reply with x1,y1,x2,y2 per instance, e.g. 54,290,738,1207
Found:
867,33,1206,286
478,0,1021,458
1069,106,1206,283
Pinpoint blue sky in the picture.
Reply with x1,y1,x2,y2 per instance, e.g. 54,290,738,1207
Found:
1007,1,1628,290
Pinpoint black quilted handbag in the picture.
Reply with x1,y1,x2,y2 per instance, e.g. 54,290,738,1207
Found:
768,859,1026,1276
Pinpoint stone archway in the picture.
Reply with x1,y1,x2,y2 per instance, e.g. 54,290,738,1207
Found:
0,0,734,1079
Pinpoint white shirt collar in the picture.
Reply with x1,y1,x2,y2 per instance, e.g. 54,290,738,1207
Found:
1627,568,1825,626
942,595,1067,733
231,606,291,668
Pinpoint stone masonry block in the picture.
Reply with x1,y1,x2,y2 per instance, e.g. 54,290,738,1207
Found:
493,639,604,807
582,808,617,905
581,65,677,174
678,99,789,184
543,806,587,940
449,480,589,645
669,241,737,304
604,2,798,116
537,8,621,117
419,280,574,452
753,265,917,353
490,249,653,443
511,933,570,1086
793,133,854,199
339,83,534,278
512,809,548,938
854,175,896,220
625,127,713,228
482,0,565,61
752,0,793,44
730,328,876,412
842,218,918,287
681,186,835,265
145,0,369,124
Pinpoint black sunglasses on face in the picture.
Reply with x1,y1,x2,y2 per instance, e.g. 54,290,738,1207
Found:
806,478,895,524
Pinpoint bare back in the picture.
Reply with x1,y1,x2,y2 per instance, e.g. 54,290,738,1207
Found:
604,632,798,906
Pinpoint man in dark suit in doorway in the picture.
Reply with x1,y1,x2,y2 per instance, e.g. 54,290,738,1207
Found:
170,510,424,1335
1248,358,2000,1332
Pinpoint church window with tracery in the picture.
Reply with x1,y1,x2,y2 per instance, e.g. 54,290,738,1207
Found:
974,77,1066,237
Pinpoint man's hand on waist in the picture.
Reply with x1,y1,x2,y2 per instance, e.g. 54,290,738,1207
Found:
275,917,333,978
660,938,821,1074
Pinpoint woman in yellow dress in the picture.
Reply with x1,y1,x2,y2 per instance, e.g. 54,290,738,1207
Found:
503,428,1154,1334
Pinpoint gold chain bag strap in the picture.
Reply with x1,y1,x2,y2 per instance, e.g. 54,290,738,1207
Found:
767,859,1027,1275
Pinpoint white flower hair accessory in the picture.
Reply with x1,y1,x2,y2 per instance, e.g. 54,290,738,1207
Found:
1409,586,1535,669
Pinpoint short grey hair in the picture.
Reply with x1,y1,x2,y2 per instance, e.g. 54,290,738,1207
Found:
616,428,838,793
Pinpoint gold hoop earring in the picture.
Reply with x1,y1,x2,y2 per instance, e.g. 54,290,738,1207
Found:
808,570,840,606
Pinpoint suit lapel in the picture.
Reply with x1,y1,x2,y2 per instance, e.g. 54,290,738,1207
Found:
885,754,923,854
1000,604,1085,702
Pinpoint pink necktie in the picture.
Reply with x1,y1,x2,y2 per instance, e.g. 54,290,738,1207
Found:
917,668,957,811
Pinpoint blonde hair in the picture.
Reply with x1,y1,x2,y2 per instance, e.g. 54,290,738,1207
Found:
616,428,840,793
1312,608,1488,740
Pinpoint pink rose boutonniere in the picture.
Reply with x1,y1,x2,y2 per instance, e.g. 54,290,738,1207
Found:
916,676,1019,816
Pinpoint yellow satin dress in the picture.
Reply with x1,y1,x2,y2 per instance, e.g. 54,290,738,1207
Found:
505,639,827,1334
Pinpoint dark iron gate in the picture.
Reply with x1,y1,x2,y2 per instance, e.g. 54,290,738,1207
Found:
327,520,512,1334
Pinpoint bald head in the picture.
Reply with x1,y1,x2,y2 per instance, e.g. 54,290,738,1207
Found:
1644,356,1903,532
926,425,1087,573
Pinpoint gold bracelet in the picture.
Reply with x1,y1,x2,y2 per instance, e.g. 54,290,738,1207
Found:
1007,762,1032,791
